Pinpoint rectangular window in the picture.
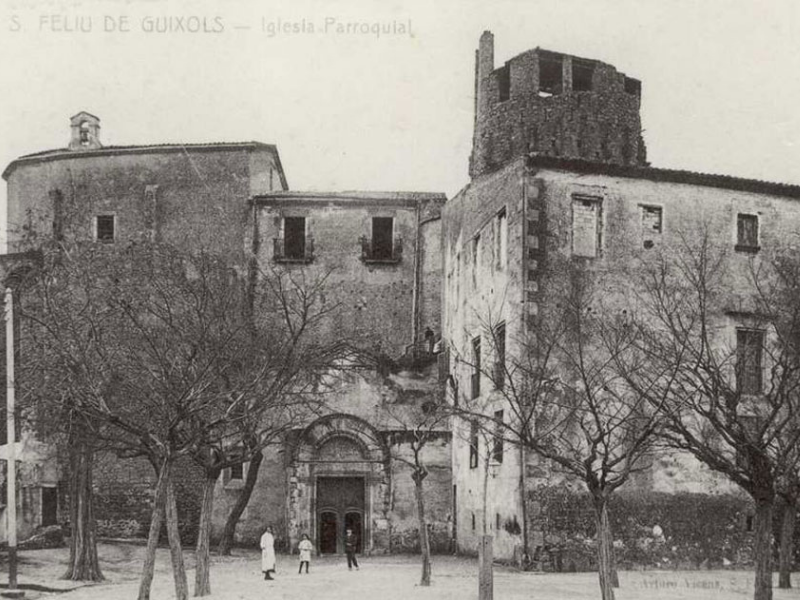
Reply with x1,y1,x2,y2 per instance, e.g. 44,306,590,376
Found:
372,217,394,260
572,196,602,258
492,409,504,464
495,513,501,530
494,323,506,390
51,190,64,241
641,205,663,249
96,215,115,243
472,234,480,285
736,329,764,394
229,462,244,480
471,336,482,399
283,216,307,259
471,512,476,530
736,214,759,251
495,209,508,270
469,421,479,469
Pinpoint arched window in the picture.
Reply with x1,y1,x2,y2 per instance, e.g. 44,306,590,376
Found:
79,121,90,145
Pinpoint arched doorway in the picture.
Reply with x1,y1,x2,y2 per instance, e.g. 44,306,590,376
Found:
287,414,391,555
319,511,338,554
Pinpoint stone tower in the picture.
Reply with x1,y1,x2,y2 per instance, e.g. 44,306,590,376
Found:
470,31,647,178
69,111,102,150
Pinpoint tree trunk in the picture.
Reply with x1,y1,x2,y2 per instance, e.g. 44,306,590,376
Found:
518,444,529,568
413,470,431,586
482,449,490,535
166,477,189,600
778,500,795,589
194,468,220,597
592,493,615,600
63,438,104,581
752,494,774,600
138,459,171,600
217,451,262,555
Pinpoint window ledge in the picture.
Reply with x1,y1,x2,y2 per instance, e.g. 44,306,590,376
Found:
735,244,760,254
274,256,314,264
361,257,401,265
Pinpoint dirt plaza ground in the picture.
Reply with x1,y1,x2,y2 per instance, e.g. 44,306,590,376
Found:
3,543,799,600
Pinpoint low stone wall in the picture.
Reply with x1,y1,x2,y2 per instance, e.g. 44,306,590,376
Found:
93,455,204,544
529,489,784,572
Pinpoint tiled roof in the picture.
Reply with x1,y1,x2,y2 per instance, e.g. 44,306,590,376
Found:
255,190,446,202
527,154,800,199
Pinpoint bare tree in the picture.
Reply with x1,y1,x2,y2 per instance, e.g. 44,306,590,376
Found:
386,393,450,586
189,264,344,596
17,241,341,599
454,262,661,600
617,233,800,600
776,473,798,590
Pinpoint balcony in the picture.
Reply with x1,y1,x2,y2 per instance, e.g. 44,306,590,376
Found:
273,236,314,264
360,235,403,264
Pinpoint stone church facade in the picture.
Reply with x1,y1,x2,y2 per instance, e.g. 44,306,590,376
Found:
3,32,800,567
1,112,452,555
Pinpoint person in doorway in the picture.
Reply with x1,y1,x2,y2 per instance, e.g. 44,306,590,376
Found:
345,528,359,570
260,526,276,580
298,533,313,574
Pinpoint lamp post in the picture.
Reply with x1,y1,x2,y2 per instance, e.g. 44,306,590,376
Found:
3,287,23,598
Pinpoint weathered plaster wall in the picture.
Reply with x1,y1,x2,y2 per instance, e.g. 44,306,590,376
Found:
254,194,444,358
442,159,530,560
5,146,283,257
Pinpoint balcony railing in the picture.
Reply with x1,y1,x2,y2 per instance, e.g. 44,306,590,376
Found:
360,235,403,264
273,236,314,263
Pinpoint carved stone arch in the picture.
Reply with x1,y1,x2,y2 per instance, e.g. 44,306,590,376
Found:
314,432,368,462
292,412,390,466
286,413,392,556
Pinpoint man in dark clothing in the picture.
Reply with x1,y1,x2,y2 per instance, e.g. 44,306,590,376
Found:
345,529,359,570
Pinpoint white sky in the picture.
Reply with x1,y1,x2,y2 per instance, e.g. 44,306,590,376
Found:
2,0,800,220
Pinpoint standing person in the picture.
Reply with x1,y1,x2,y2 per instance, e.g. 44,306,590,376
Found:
298,533,313,574
260,526,277,580
344,528,359,571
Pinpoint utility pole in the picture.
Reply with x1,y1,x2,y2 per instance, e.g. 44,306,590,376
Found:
3,287,23,598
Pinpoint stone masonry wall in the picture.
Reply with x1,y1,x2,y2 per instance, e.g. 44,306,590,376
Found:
471,33,645,178
5,146,283,258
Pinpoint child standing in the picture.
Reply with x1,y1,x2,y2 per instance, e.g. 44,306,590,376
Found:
298,533,313,574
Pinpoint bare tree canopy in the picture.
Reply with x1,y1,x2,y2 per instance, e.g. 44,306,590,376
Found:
15,240,345,599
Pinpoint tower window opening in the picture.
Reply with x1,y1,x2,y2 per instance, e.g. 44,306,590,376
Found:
497,64,510,102
572,59,594,92
539,53,563,96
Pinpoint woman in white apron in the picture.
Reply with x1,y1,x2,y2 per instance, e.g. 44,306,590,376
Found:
260,526,276,580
